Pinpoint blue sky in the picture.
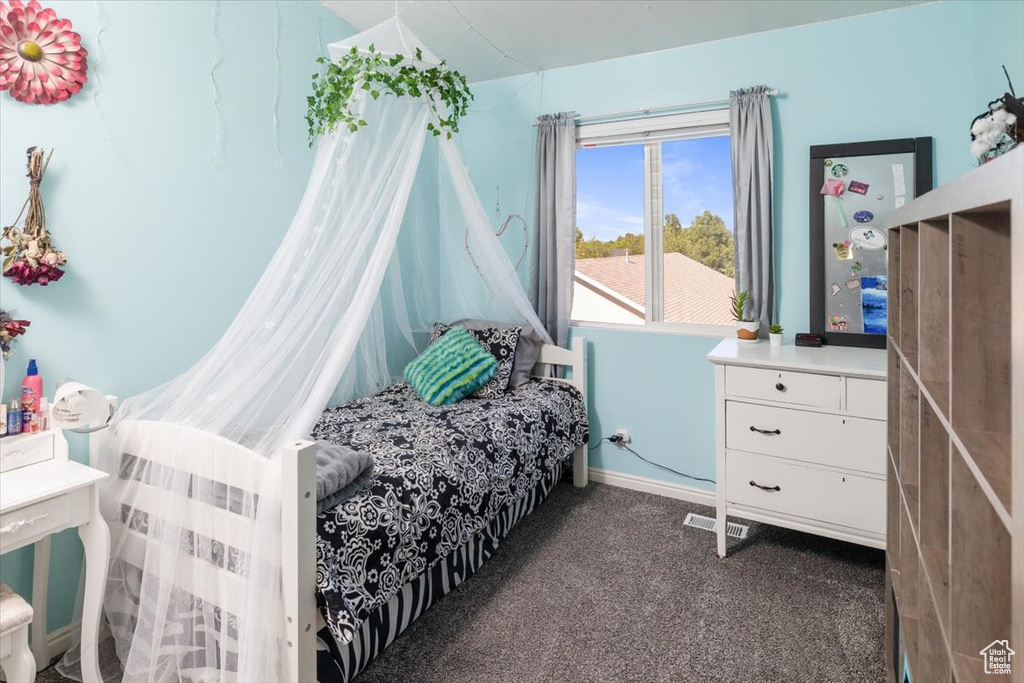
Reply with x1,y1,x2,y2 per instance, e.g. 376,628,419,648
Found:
575,136,734,241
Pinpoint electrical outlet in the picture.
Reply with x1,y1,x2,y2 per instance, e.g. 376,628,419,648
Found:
614,428,630,448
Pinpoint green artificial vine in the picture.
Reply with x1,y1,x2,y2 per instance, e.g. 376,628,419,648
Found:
306,45,473,146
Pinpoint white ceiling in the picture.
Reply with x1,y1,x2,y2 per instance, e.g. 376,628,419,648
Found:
323,0,929,82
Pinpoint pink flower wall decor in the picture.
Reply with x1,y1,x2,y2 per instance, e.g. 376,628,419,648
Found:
0,0,88,105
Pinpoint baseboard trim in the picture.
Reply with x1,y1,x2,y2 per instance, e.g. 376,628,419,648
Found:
47,623,75,657
27,623,75,673
587,468,716,508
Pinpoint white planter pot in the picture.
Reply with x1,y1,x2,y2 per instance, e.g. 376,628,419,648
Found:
769,333,783,348
736,320,759,341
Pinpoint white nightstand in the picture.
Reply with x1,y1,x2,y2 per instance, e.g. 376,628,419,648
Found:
0,429,109,683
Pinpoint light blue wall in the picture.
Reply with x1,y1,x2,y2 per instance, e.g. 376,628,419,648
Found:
0,0,351,632
971,0,1024,109
458,1,1020,490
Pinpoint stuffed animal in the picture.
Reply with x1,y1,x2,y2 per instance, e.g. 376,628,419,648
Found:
970,107,1018,161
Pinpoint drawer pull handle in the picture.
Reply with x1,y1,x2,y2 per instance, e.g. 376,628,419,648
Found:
749,480,781,492
749,426,782,435
775,382,786,392
0,512,49,536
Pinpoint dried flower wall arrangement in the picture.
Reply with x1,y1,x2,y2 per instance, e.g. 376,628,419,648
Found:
0,309,30,360
2,146,67,286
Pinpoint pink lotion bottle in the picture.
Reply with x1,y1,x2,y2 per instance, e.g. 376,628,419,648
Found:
21,358,43,433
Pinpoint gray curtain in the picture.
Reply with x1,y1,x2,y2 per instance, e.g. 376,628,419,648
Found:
531,111,576,347
730,87,775,336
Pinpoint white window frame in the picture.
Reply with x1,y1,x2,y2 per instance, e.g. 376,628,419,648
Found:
572,109,735,337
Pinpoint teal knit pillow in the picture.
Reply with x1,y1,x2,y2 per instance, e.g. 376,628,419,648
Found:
405,326,499,406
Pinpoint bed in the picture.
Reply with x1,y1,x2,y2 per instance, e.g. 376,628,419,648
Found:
313,372,587,680
97,338,588,682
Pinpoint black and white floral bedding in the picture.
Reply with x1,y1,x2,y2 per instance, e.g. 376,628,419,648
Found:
311,378,588,644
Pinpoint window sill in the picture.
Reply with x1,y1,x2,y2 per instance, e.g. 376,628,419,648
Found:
570,320,734,338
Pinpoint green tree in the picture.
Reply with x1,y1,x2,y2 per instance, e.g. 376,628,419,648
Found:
576,210,733,276
576,238,613,259
663,212,685,254
575,227,644,259
575,227,614,258
607,232,645,256
673,210,734,277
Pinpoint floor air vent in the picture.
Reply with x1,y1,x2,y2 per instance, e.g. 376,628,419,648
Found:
683,513,749,539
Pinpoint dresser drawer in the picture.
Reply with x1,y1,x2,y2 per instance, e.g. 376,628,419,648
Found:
726,401,886,475
0,431,55,473
724,366,841,409
726,450,884,535
0,495,70,552
846,378,886,418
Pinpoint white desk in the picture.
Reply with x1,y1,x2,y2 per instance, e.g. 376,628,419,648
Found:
0,430,109,683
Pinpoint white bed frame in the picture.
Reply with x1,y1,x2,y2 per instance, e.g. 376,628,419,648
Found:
95,337,587,682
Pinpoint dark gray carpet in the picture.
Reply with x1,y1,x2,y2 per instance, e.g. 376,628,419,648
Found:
37,481,885,683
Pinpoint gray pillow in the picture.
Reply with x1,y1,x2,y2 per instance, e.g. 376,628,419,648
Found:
451,318,545,389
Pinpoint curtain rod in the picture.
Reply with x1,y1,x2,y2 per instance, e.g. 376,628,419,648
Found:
532,89,779,126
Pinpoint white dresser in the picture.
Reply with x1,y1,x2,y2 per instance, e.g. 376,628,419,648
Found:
708,338,887,557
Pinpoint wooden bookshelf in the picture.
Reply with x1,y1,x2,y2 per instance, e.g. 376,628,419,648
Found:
919,217,950,414
900,224,920,370
889,229,902,349
900,363,920,533
952,207,1014,513
888,346,901,468
885,147,1022,683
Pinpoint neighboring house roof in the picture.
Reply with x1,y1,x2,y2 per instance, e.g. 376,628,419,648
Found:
574,253,735,325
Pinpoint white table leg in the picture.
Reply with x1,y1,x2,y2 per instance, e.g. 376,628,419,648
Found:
77,488,110,683
31,536,51,671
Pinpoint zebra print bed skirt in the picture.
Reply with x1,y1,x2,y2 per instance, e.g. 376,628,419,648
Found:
316,458,566,682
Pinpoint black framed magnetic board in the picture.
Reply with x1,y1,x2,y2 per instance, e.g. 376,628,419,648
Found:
809,137,933,348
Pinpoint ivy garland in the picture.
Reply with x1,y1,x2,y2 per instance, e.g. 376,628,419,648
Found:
306,45,473,145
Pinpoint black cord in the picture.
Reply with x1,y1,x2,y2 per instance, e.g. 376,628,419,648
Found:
590,435,716,484
621,444,716,484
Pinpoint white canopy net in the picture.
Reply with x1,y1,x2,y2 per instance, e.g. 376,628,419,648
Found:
61,19,546,683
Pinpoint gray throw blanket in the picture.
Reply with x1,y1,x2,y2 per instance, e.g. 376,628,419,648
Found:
315,440,374,513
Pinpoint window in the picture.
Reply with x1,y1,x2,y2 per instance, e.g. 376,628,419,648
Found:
572,110,735,331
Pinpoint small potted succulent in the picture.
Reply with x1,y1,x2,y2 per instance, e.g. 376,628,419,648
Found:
769,323,783,348
730,290,759,342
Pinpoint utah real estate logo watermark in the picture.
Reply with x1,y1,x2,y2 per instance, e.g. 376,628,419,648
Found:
980,640,1015,676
